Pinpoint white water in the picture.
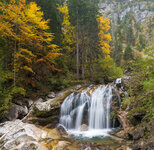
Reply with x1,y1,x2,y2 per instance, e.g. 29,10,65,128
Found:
59,85,119,137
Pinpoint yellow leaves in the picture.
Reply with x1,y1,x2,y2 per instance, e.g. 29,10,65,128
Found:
97,14,111,32
58,3,69,15
10,0,16,4
15,53,32,64
19,48,36,57
25,2,50,31
58,3,76,53
97,14,111,56
0,0,61,80
23,66,35,74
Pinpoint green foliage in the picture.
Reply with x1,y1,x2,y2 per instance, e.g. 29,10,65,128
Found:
137,34,147,51
123,46,154,124
143,79,154,94
124,44,134,61
121,97,132,110
94,56,123,83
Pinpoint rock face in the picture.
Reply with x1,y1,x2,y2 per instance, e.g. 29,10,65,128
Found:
5,104,28,121
25,85,83,127
99,1,154,24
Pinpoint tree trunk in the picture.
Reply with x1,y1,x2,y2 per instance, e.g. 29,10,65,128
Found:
81,49,85,80
13,24,18,87
90,53,93,79
76,15,79,80
13,39,16,87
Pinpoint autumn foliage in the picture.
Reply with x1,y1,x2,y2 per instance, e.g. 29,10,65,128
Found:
58,3,76,53
0,0,61,87
97,14,112,58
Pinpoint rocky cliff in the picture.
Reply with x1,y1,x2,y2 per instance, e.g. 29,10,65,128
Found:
99,0,154,23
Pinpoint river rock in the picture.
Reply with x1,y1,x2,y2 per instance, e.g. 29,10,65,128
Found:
0,120,48,150
79,124,88,131
53,141,70,150
5,104,28,121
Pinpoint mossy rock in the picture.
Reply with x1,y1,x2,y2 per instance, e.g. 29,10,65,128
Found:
33,106,60,118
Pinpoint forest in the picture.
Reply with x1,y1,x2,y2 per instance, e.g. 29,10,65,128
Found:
0,0,153,149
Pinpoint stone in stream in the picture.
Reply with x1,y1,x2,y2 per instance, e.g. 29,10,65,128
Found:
52,141,70,150
79,124,88,131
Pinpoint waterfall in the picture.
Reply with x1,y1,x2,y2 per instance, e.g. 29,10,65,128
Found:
60,90,90,130
59,85,120,137
89,85,112,129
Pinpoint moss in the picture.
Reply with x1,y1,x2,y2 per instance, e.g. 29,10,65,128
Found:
32,106,50,117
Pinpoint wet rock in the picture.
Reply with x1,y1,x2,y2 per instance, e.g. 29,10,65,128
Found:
53,141,70,150
79,124,88,131
5,104,28,121
57,124,67,134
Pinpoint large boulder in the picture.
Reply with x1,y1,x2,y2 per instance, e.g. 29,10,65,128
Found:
0,120,48,150
5,104,28,121
12,98,34,108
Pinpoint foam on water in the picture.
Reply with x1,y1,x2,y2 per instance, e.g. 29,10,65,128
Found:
67,129,112,138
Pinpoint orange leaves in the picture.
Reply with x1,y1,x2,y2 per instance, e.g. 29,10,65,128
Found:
97,14,111,57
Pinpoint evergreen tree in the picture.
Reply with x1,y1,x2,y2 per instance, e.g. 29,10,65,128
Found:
124,44,133,61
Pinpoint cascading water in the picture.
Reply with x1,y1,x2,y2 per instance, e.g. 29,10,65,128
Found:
59,85,120,137
89,85,112,129
59,87,91,130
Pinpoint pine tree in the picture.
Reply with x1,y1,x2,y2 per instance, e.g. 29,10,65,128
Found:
124,44,133,61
